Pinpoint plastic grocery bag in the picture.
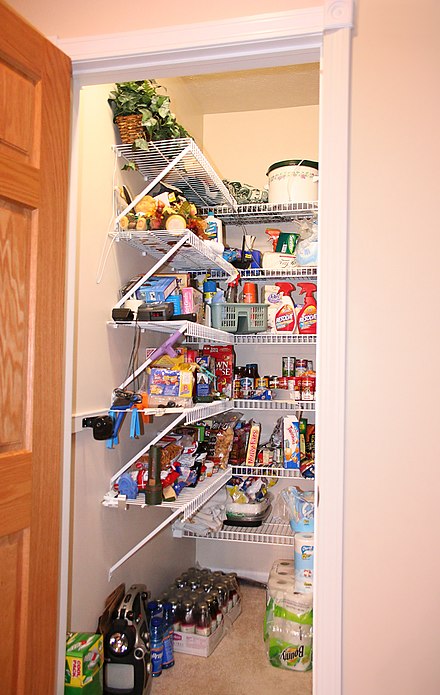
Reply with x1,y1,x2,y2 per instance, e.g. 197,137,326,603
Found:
281,486,314,532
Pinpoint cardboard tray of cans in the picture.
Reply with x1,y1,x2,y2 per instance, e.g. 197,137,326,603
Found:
173,598,241,657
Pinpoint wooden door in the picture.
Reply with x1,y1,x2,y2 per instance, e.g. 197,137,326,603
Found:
0,3,71,693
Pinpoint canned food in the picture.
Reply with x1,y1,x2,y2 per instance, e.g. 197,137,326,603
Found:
301,376,315,400
256,377,269,388
294,377,302,400
282,357,296,377
295,359,308,376
269,375,279,389
277,376,288,389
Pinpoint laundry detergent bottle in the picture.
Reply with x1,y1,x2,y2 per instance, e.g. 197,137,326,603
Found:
272,282,297,333
297,282,317,334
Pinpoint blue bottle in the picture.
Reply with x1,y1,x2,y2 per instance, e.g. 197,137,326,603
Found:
161,602,175,669
149,617,164,678
146,600,161,625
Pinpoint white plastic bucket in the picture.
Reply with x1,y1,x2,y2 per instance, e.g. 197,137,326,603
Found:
266,159,319,204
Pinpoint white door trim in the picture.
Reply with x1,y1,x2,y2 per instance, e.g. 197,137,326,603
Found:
60,4,353,694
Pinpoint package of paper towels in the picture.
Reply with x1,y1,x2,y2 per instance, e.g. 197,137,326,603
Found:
264,560,313,671
294,533,314,593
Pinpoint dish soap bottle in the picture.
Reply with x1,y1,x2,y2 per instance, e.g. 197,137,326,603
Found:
297,282,317,334
273,282,297,333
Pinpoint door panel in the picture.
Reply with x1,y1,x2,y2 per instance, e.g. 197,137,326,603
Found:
0,2,71,693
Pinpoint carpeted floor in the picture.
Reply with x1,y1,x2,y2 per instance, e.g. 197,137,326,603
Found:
152,583,312,695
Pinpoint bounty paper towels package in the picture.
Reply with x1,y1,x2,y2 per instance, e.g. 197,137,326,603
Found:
264,561,313,671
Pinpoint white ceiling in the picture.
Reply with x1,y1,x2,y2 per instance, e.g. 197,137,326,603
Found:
180,62,320,114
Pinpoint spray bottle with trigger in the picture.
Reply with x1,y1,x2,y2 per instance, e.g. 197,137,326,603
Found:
297,282,317,334
272,282,297,333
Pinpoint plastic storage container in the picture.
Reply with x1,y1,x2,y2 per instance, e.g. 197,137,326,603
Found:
210,303,268,334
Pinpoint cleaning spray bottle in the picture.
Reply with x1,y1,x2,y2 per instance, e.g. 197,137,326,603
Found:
271,282,297,333
297,282,317,334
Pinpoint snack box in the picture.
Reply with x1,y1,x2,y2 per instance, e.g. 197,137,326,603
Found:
283,415,301,469
148,368,194,404
196,355,216,400
65,632,103,694
173,600,241,657
136,276,178,303
154,272,191,289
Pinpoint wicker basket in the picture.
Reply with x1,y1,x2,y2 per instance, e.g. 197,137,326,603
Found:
115,114,144,144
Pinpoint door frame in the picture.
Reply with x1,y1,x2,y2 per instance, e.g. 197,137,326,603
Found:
58,3,353,693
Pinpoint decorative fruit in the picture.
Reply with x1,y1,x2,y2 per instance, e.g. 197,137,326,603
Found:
165,214,187,231
135,195,156,216
136,217,147,230
119,215,129,229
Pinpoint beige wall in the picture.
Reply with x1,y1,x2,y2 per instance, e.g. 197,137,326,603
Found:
7,0,320,38
203,106,319,190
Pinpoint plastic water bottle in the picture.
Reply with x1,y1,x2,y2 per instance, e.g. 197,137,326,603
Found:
161,602,175,669
149,617,164,678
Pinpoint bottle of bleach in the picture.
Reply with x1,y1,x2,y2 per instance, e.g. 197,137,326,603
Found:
297,282,317,334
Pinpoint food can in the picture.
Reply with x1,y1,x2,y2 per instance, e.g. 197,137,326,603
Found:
233,377,242,399
282,356,296,377
295,359,308,376
277,376,288,389
256,376,269,388
301,376,315,401
294,377,302,400
269,375,279,389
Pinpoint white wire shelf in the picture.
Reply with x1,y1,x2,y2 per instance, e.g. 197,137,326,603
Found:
234,399,315,411
209,267,317,280
234,333,317,345
103,467,232,521
108,319,235,345
231,464,303,479
199,201,318,225
114,139,237,209
112,228,238,276
176,512,295,545
108,399,232,422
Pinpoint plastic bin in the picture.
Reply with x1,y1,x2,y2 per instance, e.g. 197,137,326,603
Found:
211,303,268,333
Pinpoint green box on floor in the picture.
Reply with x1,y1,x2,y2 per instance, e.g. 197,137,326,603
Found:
65,632,103,694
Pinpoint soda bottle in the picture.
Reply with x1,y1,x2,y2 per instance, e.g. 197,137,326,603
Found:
195,601,212,636
149,617,163,678
180,600,195,633
161,602,175,669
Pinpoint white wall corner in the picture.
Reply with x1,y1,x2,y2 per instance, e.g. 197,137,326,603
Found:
324,0,354,30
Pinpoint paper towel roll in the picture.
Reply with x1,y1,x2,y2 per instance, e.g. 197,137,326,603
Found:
294,533,314,593
271,559,295,578
268,576,296,600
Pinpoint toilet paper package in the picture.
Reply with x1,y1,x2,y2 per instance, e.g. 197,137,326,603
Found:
271,559,295,578
264,574,313,671
294,533,314,593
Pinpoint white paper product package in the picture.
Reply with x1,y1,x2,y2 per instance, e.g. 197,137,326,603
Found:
264,569,313,671
271,559,295,578
294,533,314,593
281,486,315,532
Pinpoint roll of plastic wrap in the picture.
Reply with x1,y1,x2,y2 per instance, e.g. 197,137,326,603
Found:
294,533,314,593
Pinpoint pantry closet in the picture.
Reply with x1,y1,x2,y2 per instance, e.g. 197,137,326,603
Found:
64,8,351,695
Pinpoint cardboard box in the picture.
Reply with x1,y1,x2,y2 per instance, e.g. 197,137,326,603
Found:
202,345,235,398
283,416,301,469
136,276,178,303
173,600,241,657
65,632,103,694
275,232,299,255
181,287,204,322
262,252,298,271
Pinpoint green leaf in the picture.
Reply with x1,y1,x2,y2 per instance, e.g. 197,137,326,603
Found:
122,161,138,171
133,138,149,151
